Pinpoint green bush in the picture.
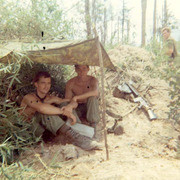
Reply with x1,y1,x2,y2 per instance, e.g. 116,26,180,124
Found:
0,0,73,40
146,39,180,123
0,51,73,165
165,56,180,123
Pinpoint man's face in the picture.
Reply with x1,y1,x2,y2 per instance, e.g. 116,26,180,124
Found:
75,65,89,77
162,30,170,40
35,76,51,94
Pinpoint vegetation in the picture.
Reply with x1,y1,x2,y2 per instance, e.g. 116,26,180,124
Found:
0,0,73,40
0,0,179,178
0,55,38,167
165,56,180,124
146,39,180,124
0,52,72,168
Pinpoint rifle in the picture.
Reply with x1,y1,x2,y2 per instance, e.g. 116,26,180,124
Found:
125,82,157,121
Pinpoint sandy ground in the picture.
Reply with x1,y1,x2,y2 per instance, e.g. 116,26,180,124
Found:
20,101,180,180
17,45,180,180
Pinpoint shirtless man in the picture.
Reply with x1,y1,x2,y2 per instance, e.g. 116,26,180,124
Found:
65,65,100,128
20,71,100,151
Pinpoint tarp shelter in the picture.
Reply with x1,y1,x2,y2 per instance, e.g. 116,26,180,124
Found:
0,38,115,70
0,37,113,160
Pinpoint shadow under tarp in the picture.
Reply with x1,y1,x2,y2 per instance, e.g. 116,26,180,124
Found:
0,37,113,160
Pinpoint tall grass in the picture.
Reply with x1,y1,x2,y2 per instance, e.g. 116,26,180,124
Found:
0,53,40,166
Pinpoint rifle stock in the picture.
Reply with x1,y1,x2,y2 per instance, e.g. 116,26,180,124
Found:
126,83,157,121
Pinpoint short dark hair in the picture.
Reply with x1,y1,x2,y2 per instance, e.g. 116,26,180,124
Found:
74,64,89,68
33,71,51,83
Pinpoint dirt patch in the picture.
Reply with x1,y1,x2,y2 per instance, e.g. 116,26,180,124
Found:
18,45,180,180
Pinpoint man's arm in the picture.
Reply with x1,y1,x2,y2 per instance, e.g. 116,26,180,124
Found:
165,47,173,57
72,90,98,102
21,94,77,124
22,95,63,115
64,80,78,109
44,95,70,105
61,100,78,111
65,80,74,99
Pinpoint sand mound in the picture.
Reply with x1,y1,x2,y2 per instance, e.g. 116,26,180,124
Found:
18,44,180,180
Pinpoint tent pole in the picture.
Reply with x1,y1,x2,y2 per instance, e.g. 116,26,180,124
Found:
96,36,109,160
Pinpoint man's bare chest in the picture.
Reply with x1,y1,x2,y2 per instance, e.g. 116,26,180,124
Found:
72,81,91,95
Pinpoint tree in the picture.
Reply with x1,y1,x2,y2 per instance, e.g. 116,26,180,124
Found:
0,0,73,40
85,0,92,39
126,19,130,43
163,0,168,26
121,0,125,43
92,0,97,33
141,0,147,47
161,0,177,29
102,0,107,45
153,0,157,39
117,16,120,43
109,4,114,44
119,0,131,44
90,0,106,42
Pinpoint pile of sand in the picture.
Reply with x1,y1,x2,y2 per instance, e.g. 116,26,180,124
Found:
19,44,180,180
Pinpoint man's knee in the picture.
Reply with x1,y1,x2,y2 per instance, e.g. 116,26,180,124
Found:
88,96,97,101
86,96,100,123
87,96,99,106
87,96,99,107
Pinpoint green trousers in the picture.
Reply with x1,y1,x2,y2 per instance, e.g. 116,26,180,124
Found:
75,96,100,124
31,113,65,137
61,96,100,124
31,97,100,137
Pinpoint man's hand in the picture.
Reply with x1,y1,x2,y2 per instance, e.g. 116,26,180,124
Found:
61,105,73,113
61,106,76,125
72,96,78,102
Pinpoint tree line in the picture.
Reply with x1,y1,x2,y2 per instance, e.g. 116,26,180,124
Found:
0,0,178,47
141,0,178,47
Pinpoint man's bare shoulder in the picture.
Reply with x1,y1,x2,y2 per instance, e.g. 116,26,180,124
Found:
22,93,37,103
67,77,77,85
20,93,37,109
89,75,97,79
23,93,36,99
88,75,98,82
44,94,62,104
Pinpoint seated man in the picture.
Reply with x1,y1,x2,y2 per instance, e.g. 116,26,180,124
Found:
20,71,100,151
65,65,100,128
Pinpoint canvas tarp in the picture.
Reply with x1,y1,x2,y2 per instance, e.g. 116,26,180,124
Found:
0,38,115,70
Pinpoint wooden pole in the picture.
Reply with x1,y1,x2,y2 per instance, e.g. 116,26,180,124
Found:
95,36,109,160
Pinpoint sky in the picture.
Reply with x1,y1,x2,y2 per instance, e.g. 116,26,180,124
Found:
62,0,180,45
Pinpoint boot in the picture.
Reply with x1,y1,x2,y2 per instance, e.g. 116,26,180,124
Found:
59,124,102,151
89,122,97,139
